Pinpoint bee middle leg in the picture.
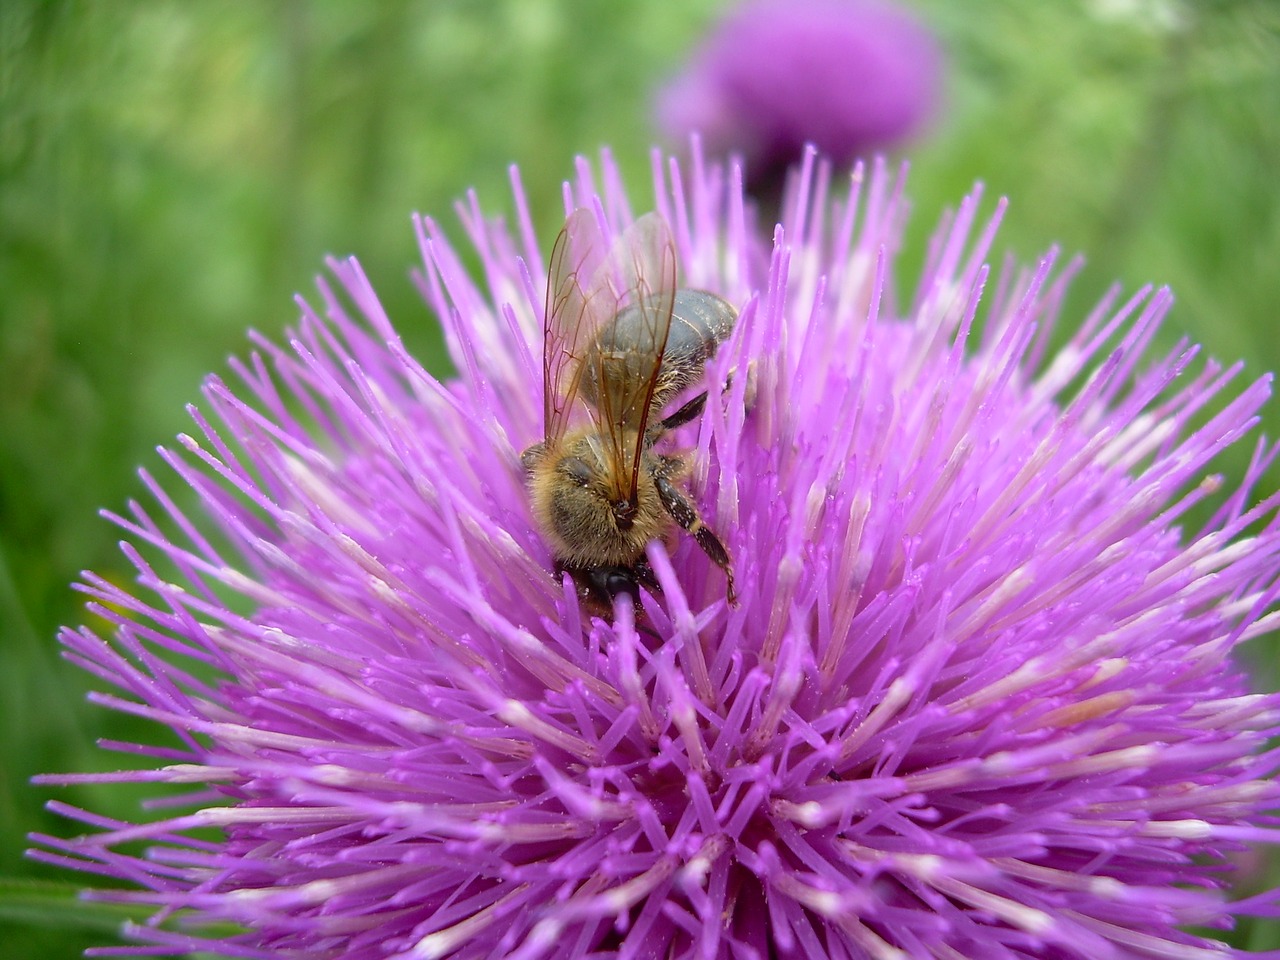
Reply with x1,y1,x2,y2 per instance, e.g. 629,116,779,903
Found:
654,370,752,439
656,390,710,434
653,465,736,605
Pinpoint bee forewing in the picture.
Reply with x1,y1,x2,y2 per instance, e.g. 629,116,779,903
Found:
587,213,674,316
586,214,677,503
543,208,614,445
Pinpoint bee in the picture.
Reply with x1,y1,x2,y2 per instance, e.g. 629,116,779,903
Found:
521,208,737,611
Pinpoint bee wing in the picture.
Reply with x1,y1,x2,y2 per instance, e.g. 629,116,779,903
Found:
582,213,677,504
543,208,614,445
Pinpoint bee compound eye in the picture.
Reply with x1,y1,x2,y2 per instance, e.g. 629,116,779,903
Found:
561,457,592,487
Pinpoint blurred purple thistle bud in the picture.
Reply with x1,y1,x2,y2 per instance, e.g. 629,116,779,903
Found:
658,0,943,206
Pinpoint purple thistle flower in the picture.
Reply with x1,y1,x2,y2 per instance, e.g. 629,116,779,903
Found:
31,147,1280,958
657,0,942,197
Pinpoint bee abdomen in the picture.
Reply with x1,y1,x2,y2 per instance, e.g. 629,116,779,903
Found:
654,290,736,402
665,290,736,366
581,290,737,405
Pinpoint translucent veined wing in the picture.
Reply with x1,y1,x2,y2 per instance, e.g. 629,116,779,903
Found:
576,213,677,507
542,208,614,446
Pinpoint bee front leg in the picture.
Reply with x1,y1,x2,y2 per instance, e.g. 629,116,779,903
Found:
653,471,737,605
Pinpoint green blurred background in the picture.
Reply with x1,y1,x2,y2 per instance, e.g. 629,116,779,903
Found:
2,0,1278,954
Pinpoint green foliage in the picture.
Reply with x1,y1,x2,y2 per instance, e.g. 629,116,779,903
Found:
3,0,1277,953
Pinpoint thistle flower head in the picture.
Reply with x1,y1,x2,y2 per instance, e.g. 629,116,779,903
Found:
657,0,942,194
32,148,1280,959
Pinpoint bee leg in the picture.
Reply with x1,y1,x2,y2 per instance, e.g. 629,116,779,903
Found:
656,390,709,433
631,555,659,593
653,472,737,606
654,370,753,440
741,363,759,412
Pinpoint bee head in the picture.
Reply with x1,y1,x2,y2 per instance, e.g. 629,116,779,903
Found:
521,431,666,569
